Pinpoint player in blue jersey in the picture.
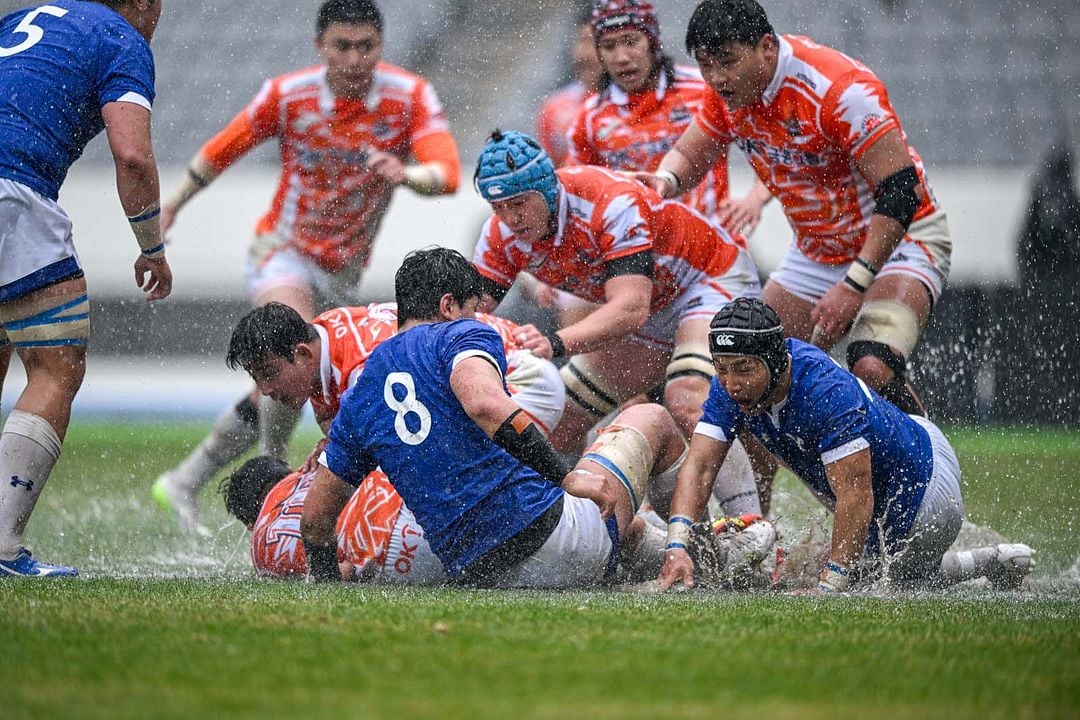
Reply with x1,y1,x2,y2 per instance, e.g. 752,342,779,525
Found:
659,298,1034,593
298,247,696,587
0,0,170,578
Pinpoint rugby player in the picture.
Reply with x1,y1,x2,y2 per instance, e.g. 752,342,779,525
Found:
659,298,1034,593
0,0,170,577
641,0,951,415
153,0,462,528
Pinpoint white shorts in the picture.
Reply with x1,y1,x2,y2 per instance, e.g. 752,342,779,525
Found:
883,415,964,583
771,211,952,305
0,178,81,302
493,494,617,589
370,504,447,585
245,236,368,307
506,350,566,434
632,248,762,351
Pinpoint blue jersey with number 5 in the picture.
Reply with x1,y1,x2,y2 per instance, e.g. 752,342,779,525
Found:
0,0,155,200
324,319,563,577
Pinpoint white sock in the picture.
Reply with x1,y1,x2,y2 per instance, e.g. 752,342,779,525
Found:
0,410,62,558
712,439,761,516
938,546,998,584
258,396,301,461
168,395,259,494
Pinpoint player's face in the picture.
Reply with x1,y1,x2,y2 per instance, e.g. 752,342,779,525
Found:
695,36,776,110
318,22,382,98
713,354,770,414
249,353,317,410
597,28,656,95
490,193,553,244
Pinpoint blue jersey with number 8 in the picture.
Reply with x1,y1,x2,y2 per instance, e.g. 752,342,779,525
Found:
0,0,155,200
324,319,562,577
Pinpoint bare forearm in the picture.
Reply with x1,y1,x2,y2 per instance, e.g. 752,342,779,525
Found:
558,298,648,355
829,491,873,567
115,154,160,217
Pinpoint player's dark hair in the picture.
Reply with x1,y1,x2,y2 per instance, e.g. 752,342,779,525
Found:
317,0,384,36
220,456,292,528
226,302,318,373
686,0,774,57
395,247,483,324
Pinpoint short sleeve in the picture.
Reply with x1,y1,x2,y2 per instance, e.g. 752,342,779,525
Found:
820,73,900,159
695,378,741,442
695,89,734,144
96,25,155,110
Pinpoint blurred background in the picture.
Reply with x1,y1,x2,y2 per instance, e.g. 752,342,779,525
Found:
1,0,1079,424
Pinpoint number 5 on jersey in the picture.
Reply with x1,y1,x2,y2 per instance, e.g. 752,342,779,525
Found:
384,372,431,445
0,6,67,58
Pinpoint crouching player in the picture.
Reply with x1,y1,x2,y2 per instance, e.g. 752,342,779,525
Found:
660,298,1034,593
222,457,445,583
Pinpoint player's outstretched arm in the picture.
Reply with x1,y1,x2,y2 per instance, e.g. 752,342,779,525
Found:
639,120,725,199
103,100,172,300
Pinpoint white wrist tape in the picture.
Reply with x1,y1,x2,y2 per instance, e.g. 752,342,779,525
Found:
655,169,681,197
128,205,165,258
403,164,446,194
844,261,876,293
818,560,851,592
665,514,694,550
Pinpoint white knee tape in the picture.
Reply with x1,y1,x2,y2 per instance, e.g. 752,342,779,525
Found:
582,424,655,510
849,300,921,357
4,410,62,460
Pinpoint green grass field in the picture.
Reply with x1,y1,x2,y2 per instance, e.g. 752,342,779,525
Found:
1,422,1078,718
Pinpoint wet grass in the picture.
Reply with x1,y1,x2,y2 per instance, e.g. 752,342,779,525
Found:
1,422,1078,718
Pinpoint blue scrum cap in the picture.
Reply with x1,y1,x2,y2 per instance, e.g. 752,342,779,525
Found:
474,130,558,214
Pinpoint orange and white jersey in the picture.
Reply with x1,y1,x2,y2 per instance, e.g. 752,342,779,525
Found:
335,469,404,575
249,468,403,579
568,66,738,240
536,80,592,168
696,35,939,265
474,165,744,311
200,62,460,272
249,470,313,578
309,303,555,426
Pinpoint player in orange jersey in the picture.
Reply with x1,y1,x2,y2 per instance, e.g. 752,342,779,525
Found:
569,0,767,236
222,457,445,583
473,131,760,486
536,5,604,169
153,0,462,531
641,0,949,415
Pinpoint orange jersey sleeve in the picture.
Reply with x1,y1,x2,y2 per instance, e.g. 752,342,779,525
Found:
411,130,461,192
200,78,283,172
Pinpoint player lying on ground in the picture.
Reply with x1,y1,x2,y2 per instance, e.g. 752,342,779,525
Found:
660,298,1034,593
224,452,779,586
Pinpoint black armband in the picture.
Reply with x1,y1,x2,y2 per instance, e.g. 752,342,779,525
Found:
493,409,572,486
603,250,654,281
542,329,567,358
477,275,510,304
873,166,921,230
303,539,340,582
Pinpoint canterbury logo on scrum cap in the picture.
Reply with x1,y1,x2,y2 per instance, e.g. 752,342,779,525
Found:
487,185,504,196
708,326,780,355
